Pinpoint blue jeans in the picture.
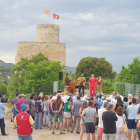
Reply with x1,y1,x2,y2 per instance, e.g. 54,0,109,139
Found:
13,108,19,118
18,135,33,140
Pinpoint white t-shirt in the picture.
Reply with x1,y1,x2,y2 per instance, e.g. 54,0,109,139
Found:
98,108,106,128
116,114,125,128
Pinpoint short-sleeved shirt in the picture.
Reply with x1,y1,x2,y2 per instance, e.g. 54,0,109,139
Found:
12,97,20,105
98,108,106,128
102,111,118,134
12,97,20,109
136,114,140,122
26,99,32,110
64,102,71,112
35,101,42,112
73,101,82,116
83,108,97,123
15,99,28,113
0,103,5,119
72,96,77,103
127,105,139,119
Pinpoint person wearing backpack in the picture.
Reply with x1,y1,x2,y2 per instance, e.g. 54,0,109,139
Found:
34,96,43,129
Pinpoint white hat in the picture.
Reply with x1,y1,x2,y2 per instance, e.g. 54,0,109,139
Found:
112,99,117,105
107,97,111,100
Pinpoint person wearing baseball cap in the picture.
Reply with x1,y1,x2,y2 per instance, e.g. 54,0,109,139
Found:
14,103,34,140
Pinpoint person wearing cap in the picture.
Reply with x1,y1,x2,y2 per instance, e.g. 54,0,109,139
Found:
14,103,34,140
14,94,28,113
26,94,32,115
0,98,8,136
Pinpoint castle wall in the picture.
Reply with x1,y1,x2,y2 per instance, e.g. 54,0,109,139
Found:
15,42,66,65
36,24,59,43
15,24,66,65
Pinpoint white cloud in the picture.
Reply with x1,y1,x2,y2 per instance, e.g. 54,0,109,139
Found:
0,0,140,73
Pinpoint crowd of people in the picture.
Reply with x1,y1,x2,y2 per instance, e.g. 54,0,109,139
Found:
1,91,140,140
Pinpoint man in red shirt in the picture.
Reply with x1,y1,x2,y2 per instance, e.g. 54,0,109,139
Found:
88,74,98,97
14,103,34,140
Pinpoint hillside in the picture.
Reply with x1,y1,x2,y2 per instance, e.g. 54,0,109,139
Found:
66,66,76,73
0,60,14,68
0,60,14,85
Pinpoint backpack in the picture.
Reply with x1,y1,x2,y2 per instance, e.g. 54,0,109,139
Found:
34,104,39,113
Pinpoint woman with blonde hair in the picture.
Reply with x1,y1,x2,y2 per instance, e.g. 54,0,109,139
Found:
80,101,88,140
116,106,126,140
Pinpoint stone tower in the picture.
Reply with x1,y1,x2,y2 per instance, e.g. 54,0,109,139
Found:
15,24,66,65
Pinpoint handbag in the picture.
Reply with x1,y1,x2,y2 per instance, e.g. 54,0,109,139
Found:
124,121,128,133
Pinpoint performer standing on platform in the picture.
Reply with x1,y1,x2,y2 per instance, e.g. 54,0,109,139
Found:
88,74,98,97
77,74,86,96
97,76,103,94
64,74,71,92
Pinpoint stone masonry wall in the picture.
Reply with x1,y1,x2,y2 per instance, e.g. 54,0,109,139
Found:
36,24,59,43
15,24,66,65
15,42,66,65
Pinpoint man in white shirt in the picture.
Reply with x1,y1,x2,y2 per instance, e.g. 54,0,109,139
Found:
97,102,108,140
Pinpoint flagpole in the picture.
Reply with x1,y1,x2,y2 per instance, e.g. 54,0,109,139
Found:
44,14,45,24
52,13,54,24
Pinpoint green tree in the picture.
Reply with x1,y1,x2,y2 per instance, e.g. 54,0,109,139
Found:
7,53,65,99
75,57,116,80
0,83,7,97
115,57,140,84
102,79,114,94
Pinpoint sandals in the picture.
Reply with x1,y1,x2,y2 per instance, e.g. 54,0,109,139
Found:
60,132,65,135
52,132,55,134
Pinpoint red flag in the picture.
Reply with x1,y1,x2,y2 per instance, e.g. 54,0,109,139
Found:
53,14,59,19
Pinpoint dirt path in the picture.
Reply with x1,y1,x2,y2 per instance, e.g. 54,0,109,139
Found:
0,103,87,140
0,103,138,140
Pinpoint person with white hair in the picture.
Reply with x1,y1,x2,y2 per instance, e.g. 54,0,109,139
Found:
39,92,43,97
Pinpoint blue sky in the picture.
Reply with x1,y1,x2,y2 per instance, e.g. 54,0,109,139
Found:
0,0,140,73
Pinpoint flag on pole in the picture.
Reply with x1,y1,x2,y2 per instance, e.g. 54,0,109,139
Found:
44,10,50,14
53,14,59,19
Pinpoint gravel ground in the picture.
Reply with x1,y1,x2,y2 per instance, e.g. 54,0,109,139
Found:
0,103,138,140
